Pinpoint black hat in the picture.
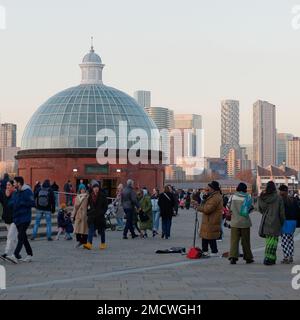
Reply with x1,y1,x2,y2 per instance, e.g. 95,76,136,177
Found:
279,184,288,192
208,181,220,191
236,182,247,193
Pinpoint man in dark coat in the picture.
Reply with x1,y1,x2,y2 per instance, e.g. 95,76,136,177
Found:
158,185,175,239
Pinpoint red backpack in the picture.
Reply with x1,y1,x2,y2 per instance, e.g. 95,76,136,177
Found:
187,247,202,259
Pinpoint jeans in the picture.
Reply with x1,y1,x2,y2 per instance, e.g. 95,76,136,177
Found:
116,217,124,229
33,210,52,239
14,222,33,258
152,210,160,232
162,217,172,238
202,238,218,254
123,208,135,237
5,223,18,256
65,194,72,206
87,224,105,244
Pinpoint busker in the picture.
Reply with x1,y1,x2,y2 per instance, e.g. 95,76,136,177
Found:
196,181,223,257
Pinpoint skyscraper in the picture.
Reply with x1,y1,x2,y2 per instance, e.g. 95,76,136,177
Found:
276,133,294,166
174,114,202,157
287,137,300,171
145,107,174,130
134,90,151,109
253,100,276,168
0,123,17,147
220,100,240,159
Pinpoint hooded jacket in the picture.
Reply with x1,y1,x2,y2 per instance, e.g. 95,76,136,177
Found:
35,180,56,213
258,191,285,237
12,184,35,226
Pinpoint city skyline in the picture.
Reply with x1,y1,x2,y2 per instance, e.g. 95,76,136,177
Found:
1,1,300,157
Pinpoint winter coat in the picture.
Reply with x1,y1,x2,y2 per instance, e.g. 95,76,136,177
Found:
12,184,35,226
87,191,108,229
198,191,223,240
51,183,59,192
121,186,139,210
72,193,89,235
139,194,152,231
158,192,175,219
0,190,14,224
229,192,252,229
281,195,300,221
258,192,285,237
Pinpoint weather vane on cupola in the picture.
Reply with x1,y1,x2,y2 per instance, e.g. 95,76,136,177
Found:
91,36,94,52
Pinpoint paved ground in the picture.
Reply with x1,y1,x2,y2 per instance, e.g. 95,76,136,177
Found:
0,209,300,300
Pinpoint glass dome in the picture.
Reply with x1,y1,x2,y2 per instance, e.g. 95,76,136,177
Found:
21,84,158,150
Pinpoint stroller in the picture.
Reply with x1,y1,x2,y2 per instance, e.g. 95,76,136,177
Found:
105,204,117,231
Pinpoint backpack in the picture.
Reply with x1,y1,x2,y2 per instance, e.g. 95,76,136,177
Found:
187,247,202,259
37,188,50,208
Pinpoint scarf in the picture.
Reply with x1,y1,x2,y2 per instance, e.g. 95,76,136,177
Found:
238,192,252,217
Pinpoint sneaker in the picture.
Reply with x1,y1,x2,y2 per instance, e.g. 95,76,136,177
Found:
132,234,139,239
281,258,290,264
100,243,107,250
289,257,294,264
123,236,128,239
6,255,19,264
0,254,7,261
83,242,92,250
22,255,33,263
264,258,275,266
202,252,210,258
229,258,237,264
75,242,83,248
161,233,165,239
31,236,35,241
47,237,53,241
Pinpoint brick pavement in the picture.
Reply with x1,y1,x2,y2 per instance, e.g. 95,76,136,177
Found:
0,209,300,300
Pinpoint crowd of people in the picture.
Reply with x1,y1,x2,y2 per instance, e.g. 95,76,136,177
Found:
0,173,300,267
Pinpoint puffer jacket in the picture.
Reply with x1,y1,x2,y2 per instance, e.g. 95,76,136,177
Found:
12,184,35,226
198,191,223,240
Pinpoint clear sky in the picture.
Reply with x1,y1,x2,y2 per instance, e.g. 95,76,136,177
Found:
1,0,300,156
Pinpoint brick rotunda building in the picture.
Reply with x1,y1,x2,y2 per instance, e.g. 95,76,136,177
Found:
16,44,165,197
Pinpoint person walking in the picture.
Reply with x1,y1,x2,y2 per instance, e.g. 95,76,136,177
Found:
72,185,89,248
32,179,56,241
151,188,160,237
121,179,139,239
9,176,35,263
258,181,285,266
0,180,18,263
83,181,108,250
279,184,299,264
114,184,125,231
228,183,254,264
196,181,223,257
139,188,152,238
158,185,175,239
